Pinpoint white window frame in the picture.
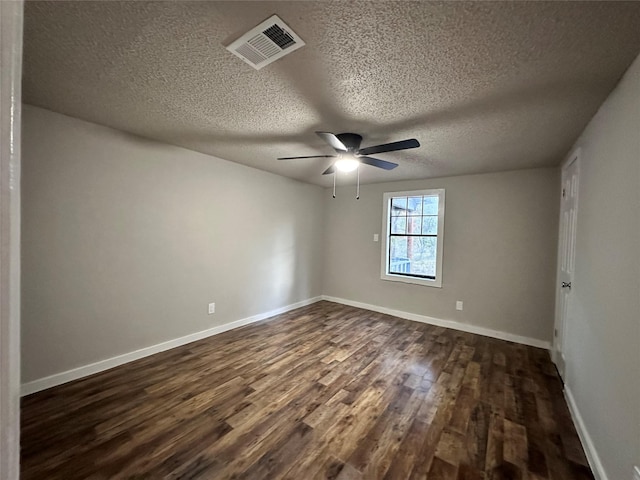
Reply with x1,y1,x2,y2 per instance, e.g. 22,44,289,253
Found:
380,189,445,288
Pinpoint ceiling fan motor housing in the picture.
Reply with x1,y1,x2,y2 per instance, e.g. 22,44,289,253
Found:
336,133,363,152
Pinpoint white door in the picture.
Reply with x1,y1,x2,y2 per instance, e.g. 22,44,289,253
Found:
554,153,579,380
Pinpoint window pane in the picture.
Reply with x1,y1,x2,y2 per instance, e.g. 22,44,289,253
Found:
391,197,407,215
421,216,438,235
389,236,437,277
422,196,439,215
407,196,422,215
391,216,406,234
389,237,409,272
408,237,437,277
408,216,421,234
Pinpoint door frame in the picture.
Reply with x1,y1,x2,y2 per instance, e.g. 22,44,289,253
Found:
552,148,580,376
0,2,23,479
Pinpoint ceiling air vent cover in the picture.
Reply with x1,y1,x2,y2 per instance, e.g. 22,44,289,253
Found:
226,15,305,70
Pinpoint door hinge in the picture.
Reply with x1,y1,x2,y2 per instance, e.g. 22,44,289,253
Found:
562,188,566,198
554,328,558,337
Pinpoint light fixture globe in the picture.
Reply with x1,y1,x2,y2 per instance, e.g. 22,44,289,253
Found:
334,157,359,172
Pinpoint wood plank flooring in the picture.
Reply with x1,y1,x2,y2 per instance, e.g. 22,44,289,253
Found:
21,301,594,479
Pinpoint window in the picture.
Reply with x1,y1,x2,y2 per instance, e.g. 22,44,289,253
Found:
381,189,445,287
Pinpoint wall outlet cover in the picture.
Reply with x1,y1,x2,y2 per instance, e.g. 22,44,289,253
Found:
456,301,463,311
208,303,215,314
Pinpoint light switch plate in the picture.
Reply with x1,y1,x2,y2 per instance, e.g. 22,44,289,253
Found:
456,301,463,311
373,233,379,242
208,303,215,314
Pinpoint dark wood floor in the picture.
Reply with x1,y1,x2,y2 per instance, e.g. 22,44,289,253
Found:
21,301,593,480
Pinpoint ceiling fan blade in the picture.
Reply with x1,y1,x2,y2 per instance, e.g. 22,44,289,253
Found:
277,155,336,160
358,138,420,156
316,132,348,152
358,156,398,170
322,165,335,175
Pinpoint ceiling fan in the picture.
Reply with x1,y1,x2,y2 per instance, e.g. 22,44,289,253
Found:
278,132,420,175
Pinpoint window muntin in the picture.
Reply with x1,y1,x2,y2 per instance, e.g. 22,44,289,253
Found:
381,189,445,287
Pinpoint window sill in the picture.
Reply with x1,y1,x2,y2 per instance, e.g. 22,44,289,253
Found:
380,272,442,288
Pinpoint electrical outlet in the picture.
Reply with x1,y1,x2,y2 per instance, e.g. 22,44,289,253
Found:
208,302,215,314
373,233,379,242
456,301,463,311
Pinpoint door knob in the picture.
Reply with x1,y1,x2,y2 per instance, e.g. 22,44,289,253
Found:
561,282,572,289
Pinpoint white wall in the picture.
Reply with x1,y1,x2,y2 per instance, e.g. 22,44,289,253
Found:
562,53,640,480
21,105,325,384
322,168,559,344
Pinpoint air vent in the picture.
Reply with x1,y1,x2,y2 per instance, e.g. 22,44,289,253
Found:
225,15,305,70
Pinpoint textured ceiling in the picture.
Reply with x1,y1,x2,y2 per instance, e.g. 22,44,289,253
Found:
23,1,640,186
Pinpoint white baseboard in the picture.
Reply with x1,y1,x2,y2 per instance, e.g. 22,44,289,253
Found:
634,466,640,480
321,295,551,350
564,386,608,480
21,296,322,396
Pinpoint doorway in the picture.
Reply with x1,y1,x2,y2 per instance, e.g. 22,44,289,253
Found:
553,150,580,381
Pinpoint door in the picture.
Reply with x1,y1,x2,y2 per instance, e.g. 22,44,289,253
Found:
554,152,579,381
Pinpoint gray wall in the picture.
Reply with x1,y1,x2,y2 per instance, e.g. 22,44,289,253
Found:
21,105,325,383
563,54,640,480
322,168,559,343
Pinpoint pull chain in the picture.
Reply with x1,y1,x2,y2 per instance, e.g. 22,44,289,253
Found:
332,170,336,198
356,165,360,200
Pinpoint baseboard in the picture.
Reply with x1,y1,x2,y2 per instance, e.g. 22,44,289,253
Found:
321,295,551,350
21,296,323,396
564,386,608,480
634,466,640,480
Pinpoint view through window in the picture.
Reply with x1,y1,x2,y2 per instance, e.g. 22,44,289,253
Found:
382,189,445,287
